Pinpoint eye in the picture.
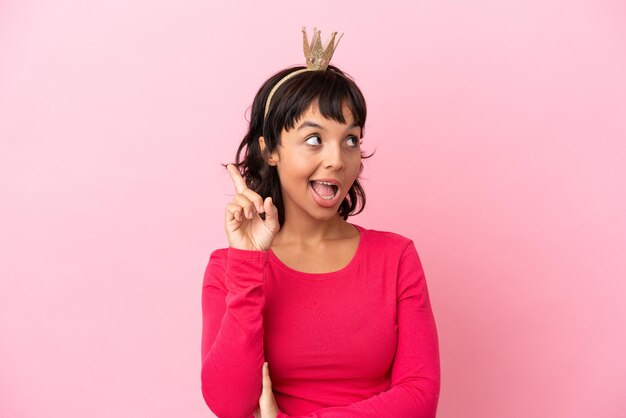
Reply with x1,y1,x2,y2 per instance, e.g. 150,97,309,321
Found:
305,135,322,146
347,135,360,147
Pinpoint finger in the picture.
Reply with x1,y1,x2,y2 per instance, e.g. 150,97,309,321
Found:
239,188,265,214
263,197,279,229
226,163,247,194
231,194,257,219
263,362,272,388
225,203,244,222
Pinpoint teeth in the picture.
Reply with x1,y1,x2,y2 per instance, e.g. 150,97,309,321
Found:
311,180,337,200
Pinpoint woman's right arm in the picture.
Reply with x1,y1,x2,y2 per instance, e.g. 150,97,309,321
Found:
202,163,279,417
201,246,269,418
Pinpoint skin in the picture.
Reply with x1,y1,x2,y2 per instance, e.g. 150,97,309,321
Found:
254,362,278,418
259,100,363,248
226,100,363,417
225,163,280,251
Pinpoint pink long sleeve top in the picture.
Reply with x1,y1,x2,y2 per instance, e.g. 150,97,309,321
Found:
200,223,440,417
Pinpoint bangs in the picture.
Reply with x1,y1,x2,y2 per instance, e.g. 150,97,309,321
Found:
265,67,367,139
237,64,374,228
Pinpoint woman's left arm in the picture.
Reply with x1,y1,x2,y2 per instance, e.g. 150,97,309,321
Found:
276,240,441,418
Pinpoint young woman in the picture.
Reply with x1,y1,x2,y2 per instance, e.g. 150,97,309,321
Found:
201,29,440,418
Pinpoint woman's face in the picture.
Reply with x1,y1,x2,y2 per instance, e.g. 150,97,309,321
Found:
261,101,362,222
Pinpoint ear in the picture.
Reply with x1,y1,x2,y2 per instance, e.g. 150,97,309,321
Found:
259,136,279,166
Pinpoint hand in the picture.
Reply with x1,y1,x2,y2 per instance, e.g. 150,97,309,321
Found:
254,362,280,418
224,163,280,251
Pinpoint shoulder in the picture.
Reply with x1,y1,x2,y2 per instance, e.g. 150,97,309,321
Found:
358,224,415,256
357,225,427,288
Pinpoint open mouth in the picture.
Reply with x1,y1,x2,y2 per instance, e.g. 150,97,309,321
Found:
309,180,339,200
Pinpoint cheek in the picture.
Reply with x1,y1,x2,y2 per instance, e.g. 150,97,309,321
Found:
278,160,311,189
348,155,362,175
284,155,314,176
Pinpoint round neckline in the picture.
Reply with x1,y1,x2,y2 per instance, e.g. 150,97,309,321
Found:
268,223,365,279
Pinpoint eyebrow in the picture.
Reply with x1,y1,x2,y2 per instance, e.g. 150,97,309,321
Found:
297,120,360,131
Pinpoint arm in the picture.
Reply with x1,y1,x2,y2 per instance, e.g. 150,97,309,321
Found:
277,241,441,418
201,246,269,418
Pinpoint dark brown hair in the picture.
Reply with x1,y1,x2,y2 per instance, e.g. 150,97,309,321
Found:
221,65,375,227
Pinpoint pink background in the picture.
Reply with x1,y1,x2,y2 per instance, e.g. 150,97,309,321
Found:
1,1,625,417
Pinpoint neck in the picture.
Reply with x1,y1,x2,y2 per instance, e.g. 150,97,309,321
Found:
274,213,348,247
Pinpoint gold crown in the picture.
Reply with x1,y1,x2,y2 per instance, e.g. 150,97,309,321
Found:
303,26,343,70
264,27,344,117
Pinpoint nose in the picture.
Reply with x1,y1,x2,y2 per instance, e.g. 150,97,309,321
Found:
323,141,345,170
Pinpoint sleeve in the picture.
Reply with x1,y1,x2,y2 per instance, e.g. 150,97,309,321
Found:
200,246,270,418
276,240,441,418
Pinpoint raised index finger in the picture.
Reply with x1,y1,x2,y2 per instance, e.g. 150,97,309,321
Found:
226,163,247,194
